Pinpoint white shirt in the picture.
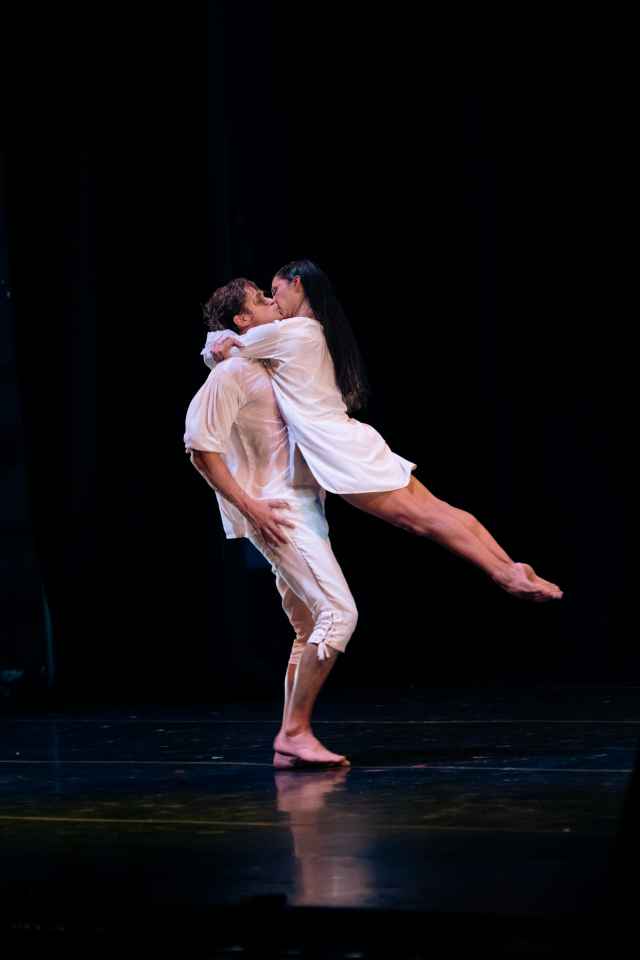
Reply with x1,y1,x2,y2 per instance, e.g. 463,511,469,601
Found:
202,316,416,495
184,357,327,539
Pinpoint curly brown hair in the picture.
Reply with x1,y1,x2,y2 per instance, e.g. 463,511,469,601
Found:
202,278,257,331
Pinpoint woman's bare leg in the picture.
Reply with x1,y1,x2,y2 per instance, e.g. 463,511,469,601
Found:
447,504,513,564
450,508,561,595
341,477,563,601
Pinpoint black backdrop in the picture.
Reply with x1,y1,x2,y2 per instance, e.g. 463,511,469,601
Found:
2,4,630,704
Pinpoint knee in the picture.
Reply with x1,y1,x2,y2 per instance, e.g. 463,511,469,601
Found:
457,508,481,535
342,603,358,640
342,600,358,633
333,602,358,654
314,603,358,658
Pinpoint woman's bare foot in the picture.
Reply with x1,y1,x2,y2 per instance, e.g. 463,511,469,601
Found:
273,729,350,765
495,562,563,602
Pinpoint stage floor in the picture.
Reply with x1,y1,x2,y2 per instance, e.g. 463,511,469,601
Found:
0,685,636,948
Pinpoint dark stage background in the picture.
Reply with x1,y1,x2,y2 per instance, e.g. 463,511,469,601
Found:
1,4,630,705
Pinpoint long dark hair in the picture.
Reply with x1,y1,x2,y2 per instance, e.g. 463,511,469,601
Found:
274,259,370,412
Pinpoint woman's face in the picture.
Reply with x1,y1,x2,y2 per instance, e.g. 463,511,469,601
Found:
271,275,301,319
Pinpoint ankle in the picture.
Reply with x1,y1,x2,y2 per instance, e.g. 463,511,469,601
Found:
284,721,311,737
490,559,515,585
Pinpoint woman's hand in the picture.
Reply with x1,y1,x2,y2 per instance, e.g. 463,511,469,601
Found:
212,335,241,362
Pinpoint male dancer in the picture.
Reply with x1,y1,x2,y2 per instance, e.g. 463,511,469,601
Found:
185,278,355,768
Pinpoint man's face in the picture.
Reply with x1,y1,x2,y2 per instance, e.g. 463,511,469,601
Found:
236,284,281,330
270,275,300,319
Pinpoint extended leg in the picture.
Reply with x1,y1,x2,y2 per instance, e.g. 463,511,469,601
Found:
342,476,562,601
446,504,513,564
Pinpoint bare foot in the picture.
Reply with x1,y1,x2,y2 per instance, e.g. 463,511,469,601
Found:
526,565,564,597
496,562,563,602
273,750,351,769
273,729,350,765
273,751,300,769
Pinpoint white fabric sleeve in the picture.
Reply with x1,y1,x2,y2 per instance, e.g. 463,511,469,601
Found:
184,369,245,453
201,320,301,369
227,320,288,360
201,330,242,370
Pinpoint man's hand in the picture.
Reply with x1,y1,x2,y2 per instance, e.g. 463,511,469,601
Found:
212,335,242,363
246,499,295,549
185,449,293,547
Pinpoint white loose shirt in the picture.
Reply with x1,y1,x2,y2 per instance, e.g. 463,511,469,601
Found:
202,316,416,495
184,357,326,539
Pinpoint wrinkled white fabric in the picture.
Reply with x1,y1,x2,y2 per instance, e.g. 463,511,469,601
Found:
248,522,358,663
184,356,326,539
201,316,416,495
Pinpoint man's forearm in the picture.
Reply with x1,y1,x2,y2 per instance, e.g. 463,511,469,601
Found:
190,450,253,517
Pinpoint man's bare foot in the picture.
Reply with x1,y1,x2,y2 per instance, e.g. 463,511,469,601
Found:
273,751,300,769
273,751,350,769
496,562,563,601
273,729,350,765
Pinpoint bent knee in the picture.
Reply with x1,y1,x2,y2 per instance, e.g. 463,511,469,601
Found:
344,603,358,635
337,604,358,653
327,603,358,655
